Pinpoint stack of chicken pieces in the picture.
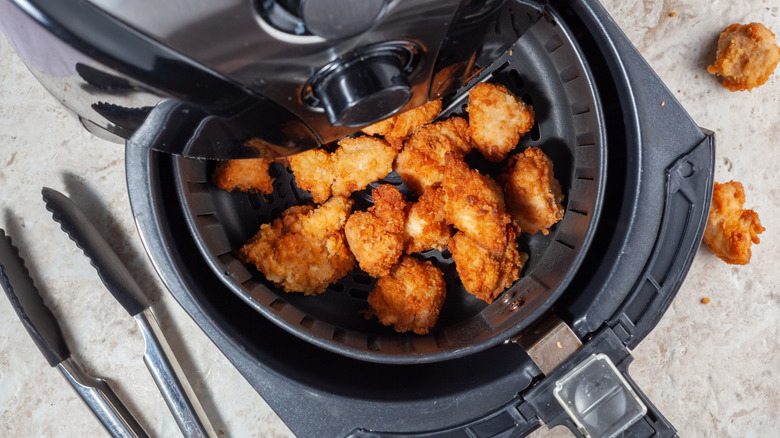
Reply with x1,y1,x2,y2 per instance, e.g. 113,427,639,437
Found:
212,83,565,335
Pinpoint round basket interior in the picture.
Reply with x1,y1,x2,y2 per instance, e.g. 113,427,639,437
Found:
173,9,605,364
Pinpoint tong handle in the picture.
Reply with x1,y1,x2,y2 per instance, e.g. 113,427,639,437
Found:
136,309,218,438
57,357,150,438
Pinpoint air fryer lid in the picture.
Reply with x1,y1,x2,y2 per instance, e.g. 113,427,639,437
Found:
172,3,606,365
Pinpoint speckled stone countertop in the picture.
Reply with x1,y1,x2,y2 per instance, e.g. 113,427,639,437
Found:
1,1,778,437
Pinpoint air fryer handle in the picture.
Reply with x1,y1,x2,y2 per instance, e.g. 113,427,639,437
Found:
613,357,680,438
543,350,679,438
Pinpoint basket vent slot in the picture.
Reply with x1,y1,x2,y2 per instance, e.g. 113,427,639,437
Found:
270,298,286,312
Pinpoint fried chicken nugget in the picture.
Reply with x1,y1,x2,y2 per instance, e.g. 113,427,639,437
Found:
703,181,764,265
394,117,472,195
501,147,565,235
345,185,406,277
331,136,397,197
403,186,452,254
467,82,535,162
441,153,511,256
237,196,355,295
212,159,275,194
288,149,333,203
448,228,528,303
367,256,446,334
362,99,442,150
707,23,780,91
288,136,397,203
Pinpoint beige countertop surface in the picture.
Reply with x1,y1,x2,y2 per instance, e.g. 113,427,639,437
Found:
1,1,778,436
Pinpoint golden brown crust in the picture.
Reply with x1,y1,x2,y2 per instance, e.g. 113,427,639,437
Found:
288,149,334,204
212,159,275,194
344,185,406,277
362,99,442,150
367,256,446,334
441,153,511,256
707,22,780,91
288,136,397,203
403,186,452,254
237,196,355,294
448,228,527,303
331,136,397,197
467,82,535,162
393,117,472,195
703,181,764,265
501,147,565,235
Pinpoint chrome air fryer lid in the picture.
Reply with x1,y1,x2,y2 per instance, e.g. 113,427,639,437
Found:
127,0,714,436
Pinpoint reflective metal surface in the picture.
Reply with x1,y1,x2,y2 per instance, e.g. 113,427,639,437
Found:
57,358,150,438
136,308,218,438
2,0,541,157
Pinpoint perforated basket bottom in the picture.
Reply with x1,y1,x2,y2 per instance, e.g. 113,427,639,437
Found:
174,7,605,363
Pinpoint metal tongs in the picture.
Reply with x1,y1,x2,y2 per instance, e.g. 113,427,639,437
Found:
0,188,217,438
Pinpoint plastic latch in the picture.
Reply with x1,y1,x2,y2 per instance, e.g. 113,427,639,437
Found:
552,353,647,438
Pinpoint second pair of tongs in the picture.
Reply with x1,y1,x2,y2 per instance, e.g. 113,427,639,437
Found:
0,188,217,438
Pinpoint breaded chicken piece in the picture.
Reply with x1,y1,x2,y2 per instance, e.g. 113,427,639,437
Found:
403,186,452,254
288,136,397,203
467,82,535,162
448,228,528,303
442,153,511,256
345,185,406,277
362,99,442,150
237,196,355,294
394,117,472,195
367,256,446,334
288,148,333,203
707,22,780,91
703,181,764,265
501,147,565,235
331,136,397,197
212,159,275,194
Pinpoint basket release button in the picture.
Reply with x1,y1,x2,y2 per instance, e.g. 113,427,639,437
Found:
553,354,647,438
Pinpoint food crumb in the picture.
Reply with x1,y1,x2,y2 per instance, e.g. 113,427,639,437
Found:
669,12,678,17
661,101,665,106
557,341,562,349
695,74,699,79
701,297,711,304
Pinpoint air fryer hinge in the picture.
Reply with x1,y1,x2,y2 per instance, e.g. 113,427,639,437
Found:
511,314,582,375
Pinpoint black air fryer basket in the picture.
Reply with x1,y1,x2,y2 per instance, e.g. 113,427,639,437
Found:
173,1,605,364
127,0,714,436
